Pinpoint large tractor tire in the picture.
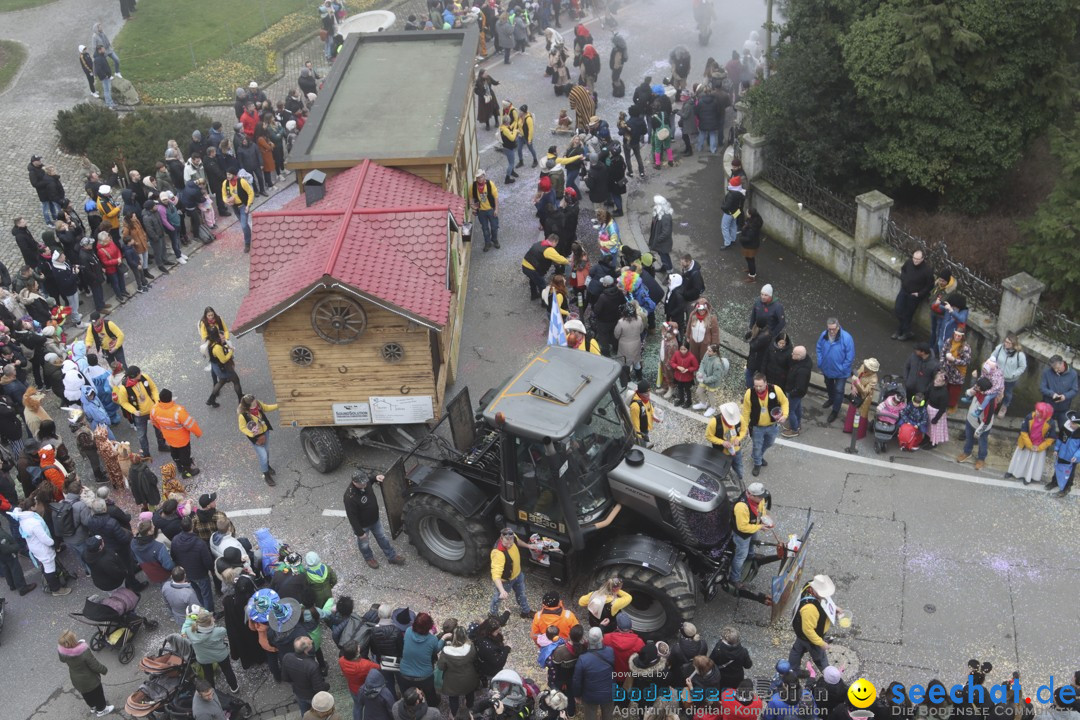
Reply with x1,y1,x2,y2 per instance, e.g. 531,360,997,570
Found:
591,559,696,640
300,427,344,473
403,494,492,576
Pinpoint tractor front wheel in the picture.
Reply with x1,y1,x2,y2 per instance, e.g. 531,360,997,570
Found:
591,559,696,640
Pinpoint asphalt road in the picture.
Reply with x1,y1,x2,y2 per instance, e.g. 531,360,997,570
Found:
8,1,1079,718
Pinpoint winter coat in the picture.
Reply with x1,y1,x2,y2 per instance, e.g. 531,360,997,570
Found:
572,646,615,703
592,286,625,324
903,353,940,396
670,349,699,383
131,534,173,579
237,141,261,175
163,580,199,624
58,641,108,693
697,93,723,132
746,329,772,375
748,298,786,336
85,541,127,591
815,327,855,380
648,213,673,254
153,509,183,540
763,688,816,720
400,627,445,679
86,510,131,553
475,634,511,678
170,530,214,579
13,226,41,267
437,643,481,696
603,630,644,677
709,640,752,690
586,162,609,203
681,261,705,303
990,344,1028,384
282,651,330,702
343,480,382,533
393,698,442,720
50,259,79,296
183,616,231,663
667,635,708,687
614,316,645,365
764,337,793,388
698,353,727,389
360,670,397,720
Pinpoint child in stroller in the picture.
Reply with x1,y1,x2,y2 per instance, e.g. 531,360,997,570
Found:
69,588,158,664
873,379,907,454
475,669,538,720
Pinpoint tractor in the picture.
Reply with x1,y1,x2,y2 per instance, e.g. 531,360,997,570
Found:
380,346,810,638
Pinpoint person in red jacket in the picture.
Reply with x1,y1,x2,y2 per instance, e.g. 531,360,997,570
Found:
669,341,700,409
603,613,644,691
338,640,379,700
94,233,131,302
719,679,764,720
240,103,259,140
39,444,67,501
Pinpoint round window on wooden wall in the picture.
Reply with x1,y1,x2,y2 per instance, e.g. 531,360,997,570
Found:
381,342,405,363
291,346,314,366
311,295,367,344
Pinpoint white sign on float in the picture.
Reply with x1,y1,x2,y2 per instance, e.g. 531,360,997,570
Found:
332,402,373,425
369,396,435,424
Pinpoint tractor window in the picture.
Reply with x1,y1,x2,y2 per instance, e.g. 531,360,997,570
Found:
512,437,564,527
562,388,628,519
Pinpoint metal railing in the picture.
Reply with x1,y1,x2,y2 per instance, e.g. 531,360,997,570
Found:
759,159,858,236
881,219,1003,313
1034,306,1080,349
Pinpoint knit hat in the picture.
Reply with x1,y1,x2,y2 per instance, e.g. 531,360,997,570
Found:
824,666,843,684
310,692,335,713
616,613,632,631
680,622,699,639
761,283,774,297
41,326,56,337
304,551,322,569
587,627,604,650
600,275,615,287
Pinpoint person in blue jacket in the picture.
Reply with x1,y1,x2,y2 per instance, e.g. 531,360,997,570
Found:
815,318,855,424
935,293,969,355
1050,411,1080,498
399,612,447,706
572,627,615,717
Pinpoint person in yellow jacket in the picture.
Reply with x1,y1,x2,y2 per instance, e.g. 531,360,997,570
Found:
515,103,538,168
222,169,254,252
85,312,126,368
564,319,601,354
205,329,243,408
628,380,656,447
706,401,747,481
728,482,773,585
150,389,202,478
789,574,842,671
499,114,520,184
490,527,536,625
116,366,166,456
95,185,121,235
741,372,789,477
198,306,230,342
238,394,278,486
578,576,632,633
522,236,568,301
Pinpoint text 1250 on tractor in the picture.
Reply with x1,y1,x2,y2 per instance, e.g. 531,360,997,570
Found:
380,346,808,639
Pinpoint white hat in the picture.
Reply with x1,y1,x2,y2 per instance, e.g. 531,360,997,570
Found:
824,666,843,684
808,574,835,598
564,319,586,334
249,81,259,89
44,352,60,364
719,402,741,426
307,92,317,101
475,169,486,179
760,283,774,297
159,190,173,201
746,482,765,496
78,44,86,53
98,184,112,195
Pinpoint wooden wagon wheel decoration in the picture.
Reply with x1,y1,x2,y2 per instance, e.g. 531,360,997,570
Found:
290,345,314,366
381,342,405,363
311,295,367,344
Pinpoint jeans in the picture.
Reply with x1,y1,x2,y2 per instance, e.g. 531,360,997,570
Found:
65,292,81,324
503,47,511,63
106,345,127,370
729,532,752,582
356,521,397,561
962,420,989,460
788,637,829,671
101,76,114,107
656,252,672,272
517,136,538,164
234,205,252,249
751,424,779,467
69,538,93,574
729,449,743,480
788,395,803,431
522,266,547,298
352,689,363,720
502,147,516,179
490,572,532,616
1001,380,1016,410
476,208,498,247
90,281,106,312
251,434,270,473
566,167,580,192
824,376,845,413
697,129,719,154
41,200,61,225
623,142,645,175
134,413,167,456
296,695,312,716
0,551,29,590
721,212,737,247
107,51,121,73
166,227,183,259
611,193,623,214
107,268,127,299
190,576,214,612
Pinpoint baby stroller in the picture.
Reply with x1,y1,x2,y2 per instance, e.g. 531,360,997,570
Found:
69,588,158,664
491,669,538,720
872,375,906,454
125,634,195,718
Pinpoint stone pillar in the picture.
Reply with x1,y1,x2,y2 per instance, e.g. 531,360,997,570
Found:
741,135,767,181
998,272,1045,340
853,190,894,283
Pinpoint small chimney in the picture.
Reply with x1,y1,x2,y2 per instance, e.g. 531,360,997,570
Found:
303,170,327,207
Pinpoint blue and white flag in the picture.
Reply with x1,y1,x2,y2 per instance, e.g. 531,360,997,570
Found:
547,295,566,347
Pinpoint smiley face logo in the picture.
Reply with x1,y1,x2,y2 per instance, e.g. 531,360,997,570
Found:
848,678,877,708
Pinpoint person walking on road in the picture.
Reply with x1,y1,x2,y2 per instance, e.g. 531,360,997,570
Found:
788,575,841,672
85,312,126,369
222,169,254,253
741,372,788,477
58,629,114,717
490,527,536,624
238,394,278,486
471,171,501,252
782,346,811,438
116,366,166,457
728,482,772,586
815,318,855,424
150,389,202,478
893,250,934,341
205,329,242,409
343,470,405,569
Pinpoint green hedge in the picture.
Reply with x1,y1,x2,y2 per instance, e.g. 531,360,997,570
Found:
55,104,214,177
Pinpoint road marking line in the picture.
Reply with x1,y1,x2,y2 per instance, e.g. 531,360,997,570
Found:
322,509,348,517
655,397,1039,491
227,508,273,517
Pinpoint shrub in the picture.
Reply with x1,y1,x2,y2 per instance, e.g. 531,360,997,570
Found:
55,104,214,178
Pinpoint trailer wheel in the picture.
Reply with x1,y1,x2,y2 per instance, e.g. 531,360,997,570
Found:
301,427,344,473
403,493,491,575
592,559,696,640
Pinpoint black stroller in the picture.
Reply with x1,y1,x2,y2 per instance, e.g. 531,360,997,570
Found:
126,634,252,719
872,375,906,454
69,588,158,664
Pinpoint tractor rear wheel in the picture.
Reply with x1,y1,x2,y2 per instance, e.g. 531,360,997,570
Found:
300,427,344,473
403,493,492,575
591,559,696,640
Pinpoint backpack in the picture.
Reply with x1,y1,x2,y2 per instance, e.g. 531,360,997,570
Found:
26,465,46,487
51,499,77,538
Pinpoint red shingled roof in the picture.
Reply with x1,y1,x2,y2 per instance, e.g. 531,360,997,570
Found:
233,160,466,335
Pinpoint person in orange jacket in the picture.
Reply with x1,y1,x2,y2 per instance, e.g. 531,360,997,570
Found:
39,444,67,501
150,389,202,478
531,591,581,646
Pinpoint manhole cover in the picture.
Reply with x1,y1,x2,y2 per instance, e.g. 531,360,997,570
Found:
826,644,860,678
924,604,936,614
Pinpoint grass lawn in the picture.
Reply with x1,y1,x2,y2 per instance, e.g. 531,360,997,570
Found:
0,40,28,94
113,0,314,84
0,0,53,10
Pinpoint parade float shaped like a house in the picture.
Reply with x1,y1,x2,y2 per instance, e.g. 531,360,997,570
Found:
232,159,466,472
285,27,480,200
